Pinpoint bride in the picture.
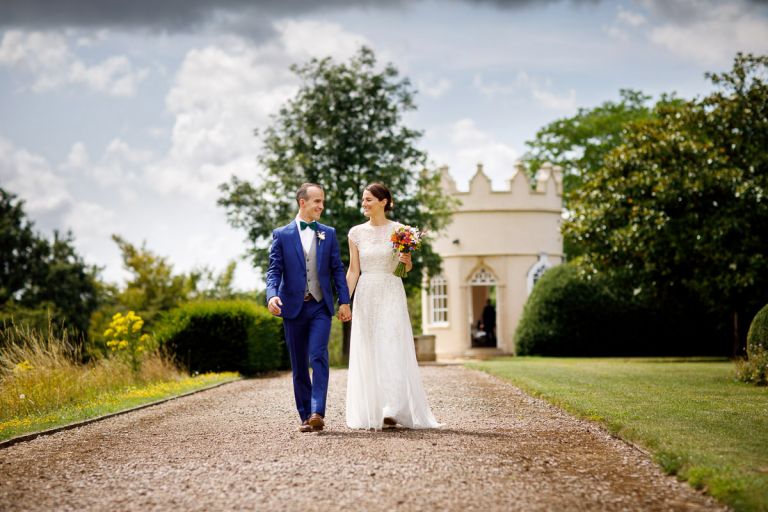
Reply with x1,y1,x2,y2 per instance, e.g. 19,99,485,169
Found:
345,182,441,430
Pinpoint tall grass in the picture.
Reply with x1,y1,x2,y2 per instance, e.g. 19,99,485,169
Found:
0,323,184,422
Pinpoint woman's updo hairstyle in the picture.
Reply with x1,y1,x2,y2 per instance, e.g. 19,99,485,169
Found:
365,182,394,212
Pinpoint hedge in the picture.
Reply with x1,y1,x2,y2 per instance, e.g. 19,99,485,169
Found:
155,300,287,375
746,303,768,352
515,263,727,356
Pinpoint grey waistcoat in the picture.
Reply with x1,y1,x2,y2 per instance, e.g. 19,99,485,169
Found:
304,234,323,302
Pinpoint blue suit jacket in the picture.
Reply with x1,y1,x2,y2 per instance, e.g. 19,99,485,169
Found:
265,221,350,320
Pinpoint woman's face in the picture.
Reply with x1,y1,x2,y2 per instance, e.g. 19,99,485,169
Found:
361,189,387,218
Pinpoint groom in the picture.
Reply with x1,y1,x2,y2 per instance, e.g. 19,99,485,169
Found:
266,183,352,433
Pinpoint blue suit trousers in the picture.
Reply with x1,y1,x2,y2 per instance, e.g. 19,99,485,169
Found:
283,299,332,421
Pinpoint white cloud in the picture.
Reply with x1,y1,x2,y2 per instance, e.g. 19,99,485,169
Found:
275,19,368,62
147,20,371,201
0,30,148,96
617,7,646,27
0,136,70,213
632,0,768,66
417,76,452,98
64,139,152,193
472,75,517,97
473,72,577,112
424,119,519,191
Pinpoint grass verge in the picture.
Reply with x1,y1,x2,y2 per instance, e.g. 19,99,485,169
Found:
1,322,240,443
468,357,768,512
0,372,240,442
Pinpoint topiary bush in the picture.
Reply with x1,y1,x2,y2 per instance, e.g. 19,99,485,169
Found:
154,300,287,375
515,264,618,356
736,304,768,385
746,303,768,352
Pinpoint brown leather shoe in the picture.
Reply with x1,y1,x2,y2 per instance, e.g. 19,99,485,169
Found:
299,420,313,433
383,417,397,427
308,413,324,431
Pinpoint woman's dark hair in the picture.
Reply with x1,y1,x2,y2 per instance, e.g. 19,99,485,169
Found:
365,182,394,212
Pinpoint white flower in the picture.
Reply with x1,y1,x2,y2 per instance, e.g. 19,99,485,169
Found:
19,394,25,400
318,231,326,241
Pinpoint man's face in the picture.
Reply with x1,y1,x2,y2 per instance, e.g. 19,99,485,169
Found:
300,186,325,221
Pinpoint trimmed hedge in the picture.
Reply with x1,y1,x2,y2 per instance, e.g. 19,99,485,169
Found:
515,263,727,356
155,300,287,375
747,303,768,352
515,264,618,356
737,304,768,385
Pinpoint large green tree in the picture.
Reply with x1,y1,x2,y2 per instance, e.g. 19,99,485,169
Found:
523,90,659,257
0,188,100,338
524,89,657,197
218,47,455,287
564,53,768,354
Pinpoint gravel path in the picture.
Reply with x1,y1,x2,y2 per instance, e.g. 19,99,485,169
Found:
0,366,724,511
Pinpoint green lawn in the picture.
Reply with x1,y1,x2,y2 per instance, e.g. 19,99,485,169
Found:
468,357,768,512
0,372,240,443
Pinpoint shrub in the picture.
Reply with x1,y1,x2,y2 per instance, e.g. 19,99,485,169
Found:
155,300,286,375
746,303,768,352
516,264,617,356
515,263,725,356
736,304,768,385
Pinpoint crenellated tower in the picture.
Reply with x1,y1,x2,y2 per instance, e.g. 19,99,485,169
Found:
422,162,564,359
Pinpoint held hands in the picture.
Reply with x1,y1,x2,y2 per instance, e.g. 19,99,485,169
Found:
398,252,412,271
338,304,352,322
267,296,283,316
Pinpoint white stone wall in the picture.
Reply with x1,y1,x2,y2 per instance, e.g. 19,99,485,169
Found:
423,163,564,359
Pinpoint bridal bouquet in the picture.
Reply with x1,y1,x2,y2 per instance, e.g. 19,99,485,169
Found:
391,225,424,278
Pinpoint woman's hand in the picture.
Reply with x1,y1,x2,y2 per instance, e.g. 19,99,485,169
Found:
398,252,413,271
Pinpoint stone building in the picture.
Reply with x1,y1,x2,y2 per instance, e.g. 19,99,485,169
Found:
421,162,564,359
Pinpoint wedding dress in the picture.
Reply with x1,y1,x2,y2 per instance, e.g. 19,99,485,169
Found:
345,221,441,430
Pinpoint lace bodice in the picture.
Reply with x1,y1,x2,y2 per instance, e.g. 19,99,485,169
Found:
348,221,403,274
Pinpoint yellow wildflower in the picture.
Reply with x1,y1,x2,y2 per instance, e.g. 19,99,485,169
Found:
14,360,34,373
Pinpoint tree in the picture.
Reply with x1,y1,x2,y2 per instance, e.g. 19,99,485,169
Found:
218,47,456,358
564,53,768,354
110,235,200,319
0,188,100,338
524,89,657,196
218,46,455,288
0,188,41,304
523,90,658,258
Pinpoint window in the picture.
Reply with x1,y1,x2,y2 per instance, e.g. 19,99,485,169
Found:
527,253,552,294
429,275,448,325
470,267,496,285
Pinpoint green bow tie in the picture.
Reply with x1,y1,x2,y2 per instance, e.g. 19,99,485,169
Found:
300,220,318,231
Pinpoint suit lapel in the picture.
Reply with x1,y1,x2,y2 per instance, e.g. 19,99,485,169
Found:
286,222,306,272
315,226,327,272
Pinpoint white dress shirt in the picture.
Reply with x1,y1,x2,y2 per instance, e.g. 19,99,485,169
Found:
295,216,316,254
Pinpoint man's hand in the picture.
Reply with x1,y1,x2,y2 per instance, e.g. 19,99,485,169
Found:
268,296,283,316
338,304,352,322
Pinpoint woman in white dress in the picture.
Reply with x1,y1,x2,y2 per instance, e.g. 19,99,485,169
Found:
345,182,441,430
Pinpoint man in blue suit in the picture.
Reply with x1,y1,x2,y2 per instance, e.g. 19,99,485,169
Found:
266,183,351,432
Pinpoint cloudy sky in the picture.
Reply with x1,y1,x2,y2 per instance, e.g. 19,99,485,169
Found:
1,0,767,290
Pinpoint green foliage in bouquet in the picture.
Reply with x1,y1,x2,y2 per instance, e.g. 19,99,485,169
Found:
155,300,287,375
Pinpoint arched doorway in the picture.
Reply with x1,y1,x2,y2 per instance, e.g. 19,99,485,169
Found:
468,266,498,348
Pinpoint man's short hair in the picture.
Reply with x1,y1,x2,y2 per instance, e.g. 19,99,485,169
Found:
296,183,323,206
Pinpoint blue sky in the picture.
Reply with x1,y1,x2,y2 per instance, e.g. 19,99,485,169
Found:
1,0,767,290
